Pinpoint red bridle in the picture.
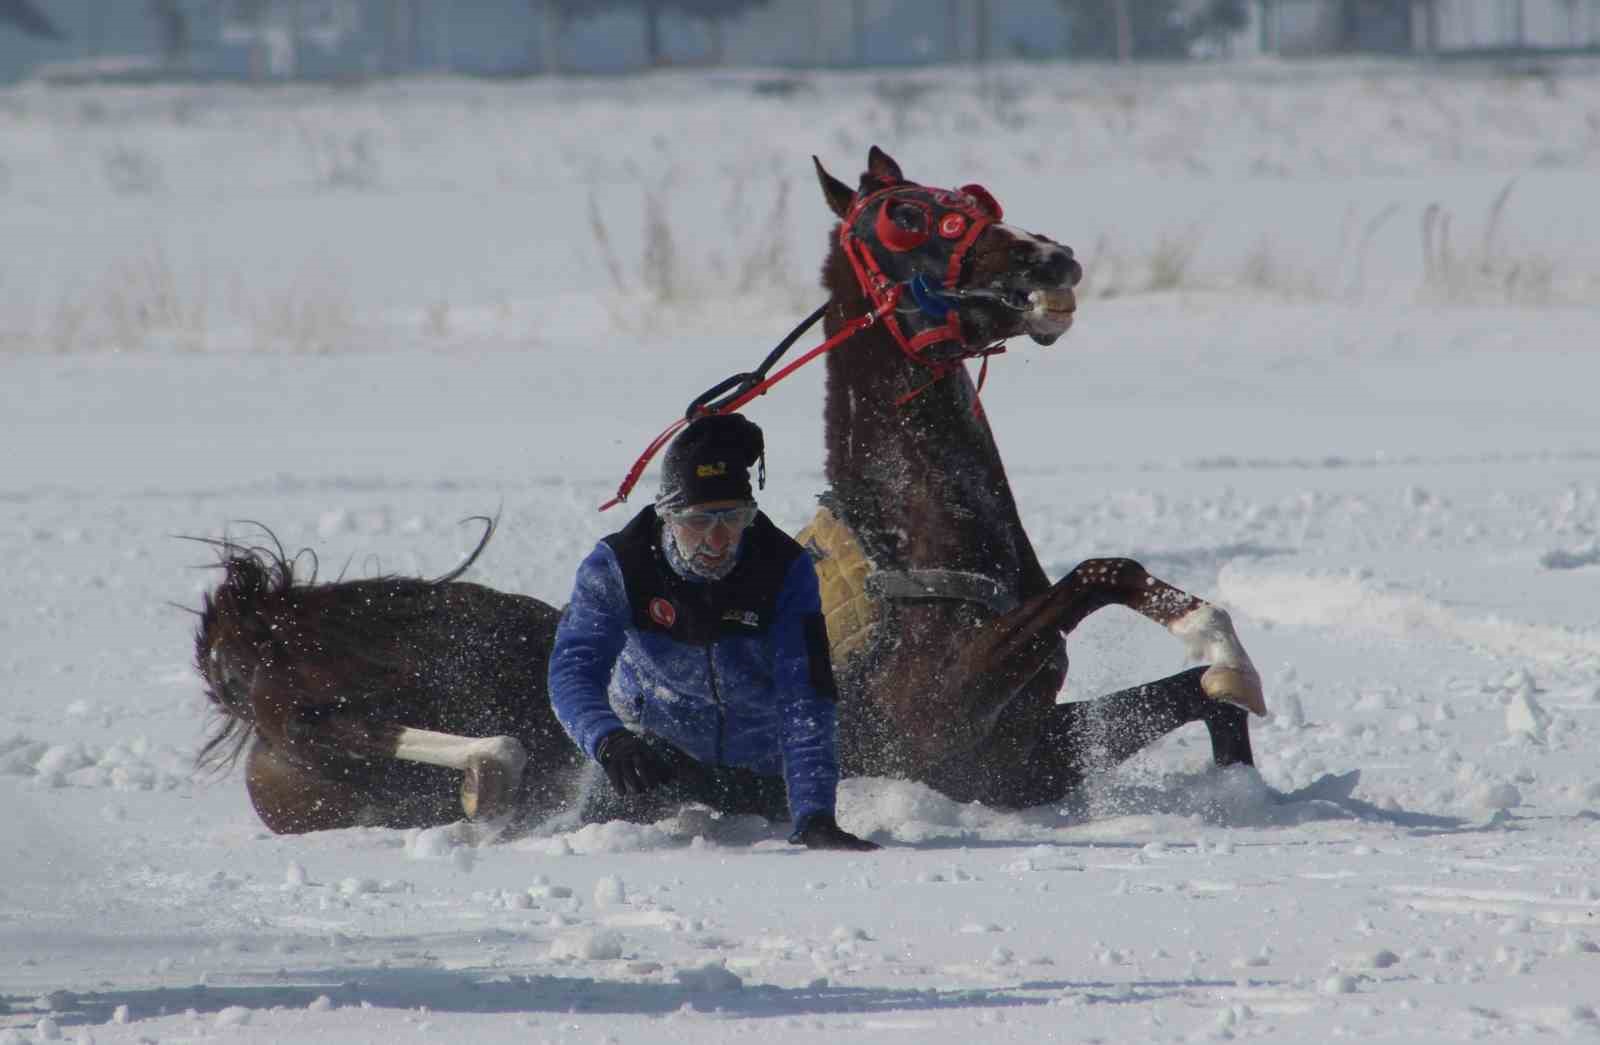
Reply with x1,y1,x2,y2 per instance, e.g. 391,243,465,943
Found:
839,178,1006,361
599,178,1011,512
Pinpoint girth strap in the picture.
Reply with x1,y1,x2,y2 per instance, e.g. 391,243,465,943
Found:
866,569,1019,617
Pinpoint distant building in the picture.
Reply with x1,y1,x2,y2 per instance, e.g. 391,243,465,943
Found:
1,0,1596,85
1259,0,1600,54
0,0,550,84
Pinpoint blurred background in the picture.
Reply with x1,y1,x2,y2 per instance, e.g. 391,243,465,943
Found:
4,0,1599,85
2,0,1596,363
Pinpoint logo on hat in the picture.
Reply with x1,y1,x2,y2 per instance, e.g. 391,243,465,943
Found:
648,597,677,629
696,461,727,478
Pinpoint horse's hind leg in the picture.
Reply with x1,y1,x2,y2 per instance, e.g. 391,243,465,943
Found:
389,728,529,822
244,738,384,833
246,737,464,833
282,710,530,823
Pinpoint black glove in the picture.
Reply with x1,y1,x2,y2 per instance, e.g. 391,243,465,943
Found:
788,813,880,851
594,730,674,797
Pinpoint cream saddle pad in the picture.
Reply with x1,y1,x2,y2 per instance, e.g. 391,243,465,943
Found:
796,505,882,671
797,505,1018,673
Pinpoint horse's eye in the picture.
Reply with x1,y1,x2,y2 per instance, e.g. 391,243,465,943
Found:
889,203,925,232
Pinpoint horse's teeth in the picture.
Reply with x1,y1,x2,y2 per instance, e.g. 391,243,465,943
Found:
1029,288,1077,315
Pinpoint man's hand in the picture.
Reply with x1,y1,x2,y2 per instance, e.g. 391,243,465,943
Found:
788,813,880,851
595,730,674,797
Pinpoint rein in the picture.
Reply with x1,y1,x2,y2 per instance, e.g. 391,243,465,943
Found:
598,291,900,511
599,176,1013,513
683,301,830,419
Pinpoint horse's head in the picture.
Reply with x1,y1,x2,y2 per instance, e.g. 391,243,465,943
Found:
815,146,1081,353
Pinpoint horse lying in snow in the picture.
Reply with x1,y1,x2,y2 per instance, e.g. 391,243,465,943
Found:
192,147,1264,836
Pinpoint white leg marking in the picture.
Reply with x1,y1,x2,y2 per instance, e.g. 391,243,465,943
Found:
1168,605,1266,716
392,728,528,776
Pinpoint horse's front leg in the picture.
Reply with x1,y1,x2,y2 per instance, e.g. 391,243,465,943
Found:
951,556,1264,718
907,577,1107,756
954,562,1261,809
988,665,1255,810
282,705,529,821
1055,558,1265,716
880,561,1261,771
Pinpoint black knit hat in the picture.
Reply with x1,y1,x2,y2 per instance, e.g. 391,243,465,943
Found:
656,414,765,512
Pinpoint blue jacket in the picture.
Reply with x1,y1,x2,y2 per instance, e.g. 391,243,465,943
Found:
548,507,839,826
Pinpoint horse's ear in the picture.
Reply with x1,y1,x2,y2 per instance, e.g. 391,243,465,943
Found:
814,156,855,220
867,146,904,185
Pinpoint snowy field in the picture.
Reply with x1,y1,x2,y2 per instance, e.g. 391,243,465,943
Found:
4,58,1600,1043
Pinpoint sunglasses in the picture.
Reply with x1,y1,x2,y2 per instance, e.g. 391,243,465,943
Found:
666,504,758,535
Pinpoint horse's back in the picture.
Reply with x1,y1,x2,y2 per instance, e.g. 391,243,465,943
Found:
202,563,567,757
371,580,566,743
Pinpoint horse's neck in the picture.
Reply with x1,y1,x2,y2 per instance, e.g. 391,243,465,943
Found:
823,322,984,480
821,313,1027,575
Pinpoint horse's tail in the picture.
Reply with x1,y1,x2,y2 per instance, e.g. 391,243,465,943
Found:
433,515,495,583
192,530,300,773
190,518,499,773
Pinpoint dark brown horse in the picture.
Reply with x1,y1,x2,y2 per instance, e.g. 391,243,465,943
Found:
192,147,1263,835
805,147,1262,809
193,521,584,835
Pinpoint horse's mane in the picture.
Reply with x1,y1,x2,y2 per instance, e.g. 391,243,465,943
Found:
189,518,497,772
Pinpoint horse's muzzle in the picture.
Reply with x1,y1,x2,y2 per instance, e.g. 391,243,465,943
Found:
1024,287,1077,345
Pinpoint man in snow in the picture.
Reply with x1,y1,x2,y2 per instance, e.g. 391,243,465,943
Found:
549,413,877,852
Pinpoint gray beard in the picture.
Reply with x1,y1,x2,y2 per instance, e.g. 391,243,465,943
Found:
663,530,739,582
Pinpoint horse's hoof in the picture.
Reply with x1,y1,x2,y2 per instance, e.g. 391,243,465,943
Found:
461,755,511,821
1201,665,1267,717
460,736,527,821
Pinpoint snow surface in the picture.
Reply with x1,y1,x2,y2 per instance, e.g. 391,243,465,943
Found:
3,59,1600,1043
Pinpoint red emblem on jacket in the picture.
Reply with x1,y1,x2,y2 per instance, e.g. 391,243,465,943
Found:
648,597,677,629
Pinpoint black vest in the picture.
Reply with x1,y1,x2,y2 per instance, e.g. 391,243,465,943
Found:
604,506,803,647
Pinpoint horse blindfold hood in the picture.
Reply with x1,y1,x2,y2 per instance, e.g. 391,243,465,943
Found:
841,181,1003,360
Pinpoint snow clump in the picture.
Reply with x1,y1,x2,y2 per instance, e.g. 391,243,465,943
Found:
550,929,625,961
